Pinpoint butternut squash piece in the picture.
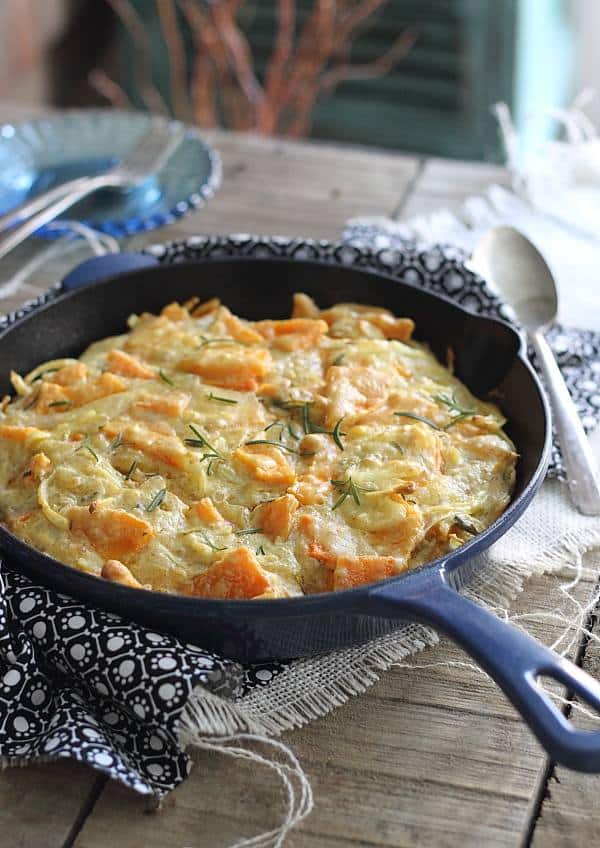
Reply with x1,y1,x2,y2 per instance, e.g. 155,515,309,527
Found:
101,559,144,589
52,362,88,385
190,497,223,525
134,392,190,418
333,555,404,590
68,506,154,562
102,420,187,469
161,302,189,322
234,443,295,486
254,318,328,351
189,547,270,599
179,346,271,392
0,425,47,442
106,349,155,380
256,493,298,541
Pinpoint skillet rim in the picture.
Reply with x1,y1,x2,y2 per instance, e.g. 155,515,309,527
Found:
0,257,552,614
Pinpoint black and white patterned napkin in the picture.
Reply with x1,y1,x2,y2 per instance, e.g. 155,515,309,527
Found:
1,235,599,797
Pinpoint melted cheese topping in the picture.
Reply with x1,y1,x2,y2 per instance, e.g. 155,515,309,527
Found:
0,294,517,599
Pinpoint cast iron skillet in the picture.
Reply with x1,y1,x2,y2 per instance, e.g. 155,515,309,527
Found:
2,252,600,772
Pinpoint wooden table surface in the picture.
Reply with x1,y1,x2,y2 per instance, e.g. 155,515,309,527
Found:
1,109,600,848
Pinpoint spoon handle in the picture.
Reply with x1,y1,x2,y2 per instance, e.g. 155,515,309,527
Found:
531,330,600,515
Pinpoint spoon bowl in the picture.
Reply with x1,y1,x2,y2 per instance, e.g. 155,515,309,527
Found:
471,225,600,516
471,226,557,330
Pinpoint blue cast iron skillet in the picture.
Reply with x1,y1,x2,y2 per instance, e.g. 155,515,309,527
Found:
1,252,600,773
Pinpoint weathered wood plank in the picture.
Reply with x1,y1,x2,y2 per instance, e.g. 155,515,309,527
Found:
71,568,595,848
0,761,102,848
530,594,600,847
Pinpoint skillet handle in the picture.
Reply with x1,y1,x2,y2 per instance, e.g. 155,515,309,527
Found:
370,569,600,772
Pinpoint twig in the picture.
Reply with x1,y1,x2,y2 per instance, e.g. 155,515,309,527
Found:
156,0,191,120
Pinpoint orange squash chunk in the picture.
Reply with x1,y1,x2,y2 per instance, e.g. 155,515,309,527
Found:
179,346,271,392
161,302,189,322
52,362,88,385
307,540,337,567
190,297,220,317
0,425,47,442
234,443,295,485
106,349,155,380
190,497,223,525
134,392,190,418
103,420,187,469
68,372,127,407
256,493,298,541
29,452,52,481
34,381,71,413
221,308,263,344
323,364,392,428
189,547,271,599
101,559,144,589
366,314,414,341
254,318,328,351
333,555,404,590
69,506,154,562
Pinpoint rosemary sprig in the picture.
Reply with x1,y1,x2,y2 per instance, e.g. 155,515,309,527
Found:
433,393,475,428
200,532,227,551
80,445,99,462
110,433,123,451
124,459,138,480
330,477,377,511
235,527,263,536
244,439,315,457
287,423,300,441
394,412,442,431
185,424,224,459
206,392,238,405
159,369,175,386
146,488,166,512
331,417,346,451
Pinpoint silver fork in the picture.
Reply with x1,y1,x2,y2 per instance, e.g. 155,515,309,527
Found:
0,120,185,260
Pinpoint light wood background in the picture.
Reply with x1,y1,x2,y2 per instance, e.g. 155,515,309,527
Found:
1,109,599,848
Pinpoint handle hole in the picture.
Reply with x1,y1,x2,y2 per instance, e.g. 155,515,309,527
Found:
536,672,600,732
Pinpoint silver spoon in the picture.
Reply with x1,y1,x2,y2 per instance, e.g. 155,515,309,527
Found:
471,225,600,516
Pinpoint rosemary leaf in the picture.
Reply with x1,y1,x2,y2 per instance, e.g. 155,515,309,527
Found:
124,459,138,480
206,392,238,405
331,417,346,451
235,528,262,536
159,369,175,386
146,488,166,512
82,445,99,463
256,545,266,555
187,424,224,459
394,411,442,431
244,439,315,457
201,532,227,551
48,400,71,408
111,433,123,451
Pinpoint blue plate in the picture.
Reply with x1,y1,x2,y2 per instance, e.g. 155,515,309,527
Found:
0,109,221,238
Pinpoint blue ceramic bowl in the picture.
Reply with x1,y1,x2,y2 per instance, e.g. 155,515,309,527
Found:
0,109,221,238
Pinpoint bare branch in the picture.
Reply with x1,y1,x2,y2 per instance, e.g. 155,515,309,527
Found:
88,69,132,109
105,0,169,115
320,26,417,92
156,0,191,121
